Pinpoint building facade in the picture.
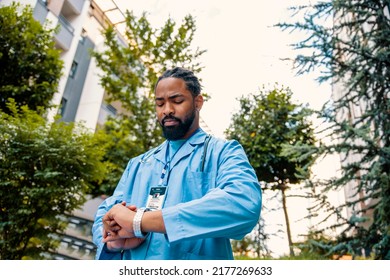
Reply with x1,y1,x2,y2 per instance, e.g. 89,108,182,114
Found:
1,0,128,131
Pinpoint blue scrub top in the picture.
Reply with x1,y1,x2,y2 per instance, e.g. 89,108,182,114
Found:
92,128,262,260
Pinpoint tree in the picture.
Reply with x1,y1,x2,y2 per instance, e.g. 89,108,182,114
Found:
91,11,205,196
292,230,336,260
225,85,316,257
0,100,108,259
277,0,390,259
0,3,63,113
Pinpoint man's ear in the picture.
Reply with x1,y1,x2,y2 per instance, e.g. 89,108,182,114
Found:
195,95,204,111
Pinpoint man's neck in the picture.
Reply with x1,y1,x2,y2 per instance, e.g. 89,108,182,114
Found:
181,126,200,140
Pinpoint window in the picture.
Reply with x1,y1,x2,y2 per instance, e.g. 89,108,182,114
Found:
69,61,78,78
97,103,118,125
79,28,87,43
59,98,67,116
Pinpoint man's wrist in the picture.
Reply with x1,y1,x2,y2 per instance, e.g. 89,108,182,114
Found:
133,208,150,238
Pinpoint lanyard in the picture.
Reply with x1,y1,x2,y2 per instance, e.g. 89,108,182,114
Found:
156,131,212,186
158,140,187,186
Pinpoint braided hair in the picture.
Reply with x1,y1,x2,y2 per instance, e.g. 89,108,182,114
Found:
155,67,202,97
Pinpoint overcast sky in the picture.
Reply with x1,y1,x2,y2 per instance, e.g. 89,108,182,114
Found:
114,0,331,138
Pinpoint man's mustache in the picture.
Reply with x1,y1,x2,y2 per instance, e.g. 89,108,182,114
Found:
162,115,181,125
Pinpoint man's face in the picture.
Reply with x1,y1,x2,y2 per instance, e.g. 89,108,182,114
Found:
155,77,203,140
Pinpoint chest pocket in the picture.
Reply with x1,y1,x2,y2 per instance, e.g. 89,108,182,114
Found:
183,135,216,200
183,171,216,201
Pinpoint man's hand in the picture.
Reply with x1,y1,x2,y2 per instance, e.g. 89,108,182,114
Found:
103,228,146,251
102,203,146,251
103,203,135,235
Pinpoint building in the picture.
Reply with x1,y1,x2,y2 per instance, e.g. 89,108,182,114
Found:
51,196,104,260
1,0,143,130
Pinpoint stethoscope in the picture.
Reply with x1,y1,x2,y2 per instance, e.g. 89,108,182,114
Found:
140,134,212,173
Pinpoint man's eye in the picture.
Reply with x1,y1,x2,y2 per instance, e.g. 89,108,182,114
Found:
156,103,164,107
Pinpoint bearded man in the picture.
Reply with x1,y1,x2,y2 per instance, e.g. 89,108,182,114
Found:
92,67,262,260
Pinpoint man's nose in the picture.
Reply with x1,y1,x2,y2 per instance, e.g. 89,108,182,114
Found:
163,102,174,116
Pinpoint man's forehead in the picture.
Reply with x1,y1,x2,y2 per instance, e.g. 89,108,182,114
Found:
155,78,191,97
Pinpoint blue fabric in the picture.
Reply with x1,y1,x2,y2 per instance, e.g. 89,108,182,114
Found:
92,129,262,260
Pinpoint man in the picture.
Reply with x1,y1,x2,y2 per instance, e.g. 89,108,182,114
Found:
92,67,262,260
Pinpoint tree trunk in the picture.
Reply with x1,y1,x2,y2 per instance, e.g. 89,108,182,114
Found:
281,184,295,257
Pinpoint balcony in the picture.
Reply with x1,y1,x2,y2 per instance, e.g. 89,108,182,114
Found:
63,0,86,16
33,0,49,25
54,15,74,51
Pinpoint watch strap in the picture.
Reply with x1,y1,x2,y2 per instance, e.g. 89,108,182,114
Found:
133,208,150,238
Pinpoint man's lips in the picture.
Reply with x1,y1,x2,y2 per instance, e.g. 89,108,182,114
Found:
163,118,180,126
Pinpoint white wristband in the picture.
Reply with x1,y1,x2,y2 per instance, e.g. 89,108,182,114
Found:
133,208,149,238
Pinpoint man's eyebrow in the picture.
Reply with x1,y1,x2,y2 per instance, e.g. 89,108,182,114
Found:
155,93,183,101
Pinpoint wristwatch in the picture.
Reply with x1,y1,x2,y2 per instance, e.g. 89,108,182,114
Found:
133,207,150,238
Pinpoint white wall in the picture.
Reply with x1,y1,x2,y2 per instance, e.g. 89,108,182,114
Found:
73,14,107,131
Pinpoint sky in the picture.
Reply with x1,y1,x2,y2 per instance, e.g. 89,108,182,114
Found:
113,0,332,137
112,0,339,257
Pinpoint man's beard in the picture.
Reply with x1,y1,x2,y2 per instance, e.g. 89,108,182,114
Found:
160,108,196,140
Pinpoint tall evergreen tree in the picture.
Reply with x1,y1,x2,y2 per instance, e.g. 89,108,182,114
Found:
277,0,390,259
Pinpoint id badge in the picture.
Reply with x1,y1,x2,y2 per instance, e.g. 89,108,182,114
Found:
146,186,166,210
